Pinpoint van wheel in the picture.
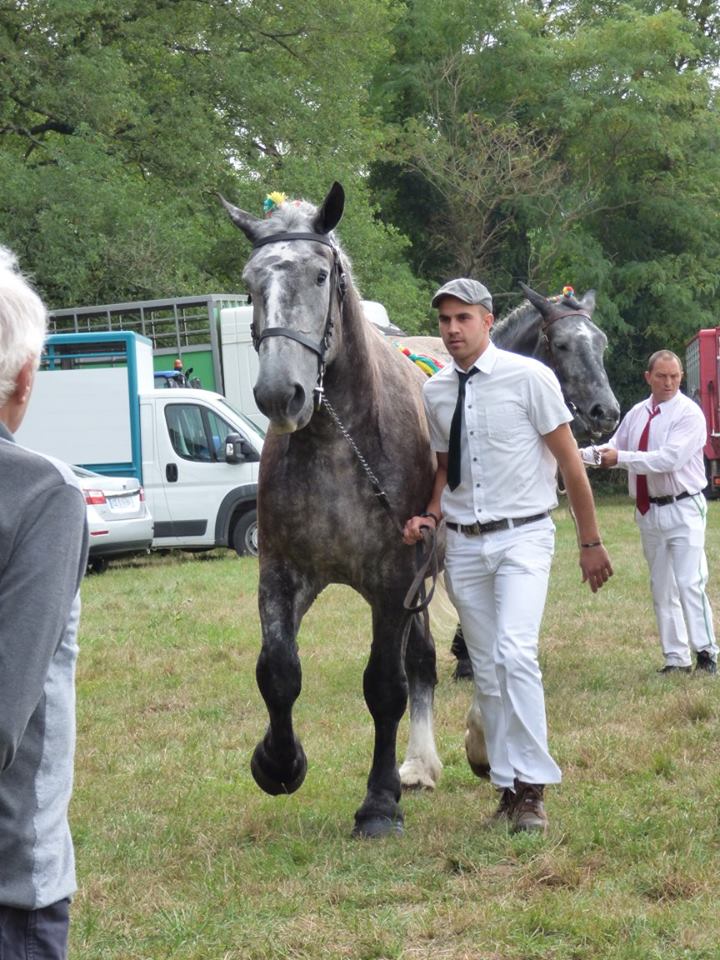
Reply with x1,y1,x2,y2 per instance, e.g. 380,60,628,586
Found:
232,509,258,558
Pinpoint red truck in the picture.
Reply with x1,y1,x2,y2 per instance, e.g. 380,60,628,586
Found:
685,328,720,498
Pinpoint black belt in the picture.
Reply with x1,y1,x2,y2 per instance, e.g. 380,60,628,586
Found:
648,491,699,506
445,512,549,536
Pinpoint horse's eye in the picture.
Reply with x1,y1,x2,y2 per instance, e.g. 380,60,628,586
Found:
316,271,328,285
555,342,569,351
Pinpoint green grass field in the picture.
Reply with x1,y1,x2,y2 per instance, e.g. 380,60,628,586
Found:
70,497,720,959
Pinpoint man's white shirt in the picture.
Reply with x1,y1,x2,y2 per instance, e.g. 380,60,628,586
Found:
423,341,572,524
599,392,707,497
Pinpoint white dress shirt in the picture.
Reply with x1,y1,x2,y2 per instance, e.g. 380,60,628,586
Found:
601,391,707,497
423,342,573,524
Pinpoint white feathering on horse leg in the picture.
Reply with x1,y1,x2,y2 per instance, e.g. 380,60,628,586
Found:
400,668,443,790
399,730,443,791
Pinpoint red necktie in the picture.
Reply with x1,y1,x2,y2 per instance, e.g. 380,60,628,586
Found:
635,405,660,515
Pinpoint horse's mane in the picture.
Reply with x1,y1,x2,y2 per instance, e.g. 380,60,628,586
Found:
491,300,538,347
258,198,321,234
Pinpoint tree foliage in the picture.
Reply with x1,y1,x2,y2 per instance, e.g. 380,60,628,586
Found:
372,0,720,406
1,1,720,385
0,0,427,327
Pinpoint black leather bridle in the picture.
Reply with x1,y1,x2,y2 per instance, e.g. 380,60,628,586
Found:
539,308,594,425
248,231,346,405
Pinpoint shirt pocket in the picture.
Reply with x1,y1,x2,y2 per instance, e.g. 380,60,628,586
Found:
483,402,522,440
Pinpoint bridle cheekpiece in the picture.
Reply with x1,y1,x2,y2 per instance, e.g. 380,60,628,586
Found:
248,230,346,408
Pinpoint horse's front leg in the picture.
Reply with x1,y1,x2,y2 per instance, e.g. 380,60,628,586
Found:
251,562,318,796
399,612,442,790
353,596,408,838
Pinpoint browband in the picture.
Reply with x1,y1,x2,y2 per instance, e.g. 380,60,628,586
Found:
252,231,335,249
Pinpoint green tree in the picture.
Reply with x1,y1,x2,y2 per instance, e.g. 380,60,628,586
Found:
0,0,425,328
372,0,720,406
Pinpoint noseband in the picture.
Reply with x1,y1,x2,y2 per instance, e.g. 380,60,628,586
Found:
249,231,346,405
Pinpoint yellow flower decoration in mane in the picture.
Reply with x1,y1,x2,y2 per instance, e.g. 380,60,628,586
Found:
263,191,288,216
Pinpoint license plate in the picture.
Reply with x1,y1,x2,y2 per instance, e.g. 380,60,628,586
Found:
107,494,140,513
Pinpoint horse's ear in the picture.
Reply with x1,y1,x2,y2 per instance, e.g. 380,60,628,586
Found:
519,282,551,316
313,182,345,235
218,194,262,243
579,290,596,314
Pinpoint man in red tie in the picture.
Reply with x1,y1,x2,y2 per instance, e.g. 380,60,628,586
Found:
582,350,717,675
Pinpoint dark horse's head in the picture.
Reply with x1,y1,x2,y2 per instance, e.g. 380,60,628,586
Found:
516,283,620,439
219,182,347,433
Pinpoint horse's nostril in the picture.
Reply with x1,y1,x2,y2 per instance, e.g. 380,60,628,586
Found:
286,384,306,419
589,402,621,429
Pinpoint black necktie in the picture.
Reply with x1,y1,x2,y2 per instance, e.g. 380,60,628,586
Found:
447,367,477,491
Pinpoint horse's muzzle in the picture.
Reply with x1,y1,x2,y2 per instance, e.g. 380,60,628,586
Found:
254,380,312,433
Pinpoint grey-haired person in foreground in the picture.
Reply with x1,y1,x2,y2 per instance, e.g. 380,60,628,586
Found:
0,247,88,959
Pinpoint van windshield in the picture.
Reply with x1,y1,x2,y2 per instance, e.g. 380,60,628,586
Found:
216,399,266,442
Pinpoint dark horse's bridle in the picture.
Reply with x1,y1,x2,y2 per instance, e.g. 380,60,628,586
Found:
539,305,594,424
248,230,346,408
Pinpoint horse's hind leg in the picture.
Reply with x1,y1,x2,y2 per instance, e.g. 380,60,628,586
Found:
353,596,409,838
251,564,317,796
399,613,442,790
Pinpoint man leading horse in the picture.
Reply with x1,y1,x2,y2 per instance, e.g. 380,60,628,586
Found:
403,278,613,833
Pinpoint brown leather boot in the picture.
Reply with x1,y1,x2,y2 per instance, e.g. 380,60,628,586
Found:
511,780,548,833
483,787,516,827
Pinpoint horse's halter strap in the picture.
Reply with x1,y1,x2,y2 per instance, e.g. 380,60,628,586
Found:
540,309,593,421
541,309,592,332
248,231,346,406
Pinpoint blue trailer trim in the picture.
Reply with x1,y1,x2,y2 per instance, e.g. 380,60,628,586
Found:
42,331,151,484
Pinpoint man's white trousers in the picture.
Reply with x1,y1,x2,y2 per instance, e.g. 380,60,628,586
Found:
637,494,717,667
445,518,561,789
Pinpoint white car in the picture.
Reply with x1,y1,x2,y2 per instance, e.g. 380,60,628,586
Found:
72,466,154,573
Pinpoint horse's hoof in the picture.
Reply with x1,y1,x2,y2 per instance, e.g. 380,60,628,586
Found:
351,816,404,839
467,759,491,779
250,742,307,796
452,658,474,681
464,718,489,779
399,758,438,791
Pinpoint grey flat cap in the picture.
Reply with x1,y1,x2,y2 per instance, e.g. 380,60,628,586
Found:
431,278,493,311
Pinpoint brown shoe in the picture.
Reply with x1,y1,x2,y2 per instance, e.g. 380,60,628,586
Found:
511,780,548,833
483,787,516,826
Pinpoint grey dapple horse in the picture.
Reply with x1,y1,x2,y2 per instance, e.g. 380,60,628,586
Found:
220,183,442,837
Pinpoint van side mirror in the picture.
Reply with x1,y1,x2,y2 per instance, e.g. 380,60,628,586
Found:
225,433,259,463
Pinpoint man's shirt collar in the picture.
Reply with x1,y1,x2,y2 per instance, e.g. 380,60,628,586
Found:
450,340,498,376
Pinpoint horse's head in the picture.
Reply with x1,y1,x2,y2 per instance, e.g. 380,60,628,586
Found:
520,283,620,439
219,182,347,433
